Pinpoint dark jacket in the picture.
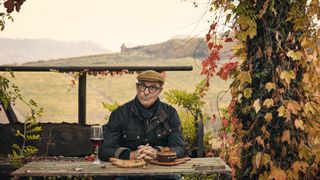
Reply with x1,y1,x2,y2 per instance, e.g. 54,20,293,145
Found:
98,98,185,161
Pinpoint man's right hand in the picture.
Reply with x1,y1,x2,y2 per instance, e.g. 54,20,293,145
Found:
130,144,158,160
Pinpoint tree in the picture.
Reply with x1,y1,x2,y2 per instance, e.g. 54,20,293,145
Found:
201,0,319,179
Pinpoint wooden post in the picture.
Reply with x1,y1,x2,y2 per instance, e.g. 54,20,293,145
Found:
1,102,19,123
197,113,204,157
78,73,86,125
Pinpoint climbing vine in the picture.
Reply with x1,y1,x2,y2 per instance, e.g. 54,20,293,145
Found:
201,0,319,179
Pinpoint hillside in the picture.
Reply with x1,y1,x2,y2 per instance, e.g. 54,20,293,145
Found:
0,38,109,65
22,37,235,66
121,38,209,59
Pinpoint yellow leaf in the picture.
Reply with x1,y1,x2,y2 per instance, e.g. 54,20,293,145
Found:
286,100,301,115
243,88,253,98
287,50,302,60
277,106,286,117
265,113,273,122
253,99,261,113
294,119,304,130
263,98,274,108
299,142,312,160
253,152,262,169
265,82,276,92
304,102,317,115
269,167,287,180
236,16,257,40
281,130,291,144
280,70,296,85
261,153,271,166
237,71,252,87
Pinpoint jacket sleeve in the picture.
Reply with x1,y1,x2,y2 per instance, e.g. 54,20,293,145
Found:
98,110,130,161
167,108,185,158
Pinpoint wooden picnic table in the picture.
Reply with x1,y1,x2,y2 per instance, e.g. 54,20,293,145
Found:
11,157,231,179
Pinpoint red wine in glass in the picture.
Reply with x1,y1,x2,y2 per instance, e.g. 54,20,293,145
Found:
90,138,103,147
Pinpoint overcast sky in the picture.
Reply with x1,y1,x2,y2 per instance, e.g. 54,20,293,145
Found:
0,0,212,52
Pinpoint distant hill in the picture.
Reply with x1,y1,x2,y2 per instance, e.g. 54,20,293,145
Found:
0,38,110,65
120,38,209,59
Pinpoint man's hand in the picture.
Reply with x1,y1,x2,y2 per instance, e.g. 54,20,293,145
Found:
130,144,159,161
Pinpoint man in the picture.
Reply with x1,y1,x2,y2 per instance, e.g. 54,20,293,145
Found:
98,70,184,179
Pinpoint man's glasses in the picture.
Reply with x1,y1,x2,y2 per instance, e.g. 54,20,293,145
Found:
136,83,161,94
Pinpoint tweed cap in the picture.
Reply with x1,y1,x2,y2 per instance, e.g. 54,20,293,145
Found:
137,70,165,83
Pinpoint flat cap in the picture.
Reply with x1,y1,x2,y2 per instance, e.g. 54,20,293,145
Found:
137,70,165,83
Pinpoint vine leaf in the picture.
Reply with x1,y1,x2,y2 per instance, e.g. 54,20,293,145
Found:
263,98,274,108
253,99,261,113
292,161,309,173
294,119,304,130
243,88,252,98
265,113,273,122
280,70,296,85
269,167,287,180
265,82,276,92
236,71,252,86
281,130,291,144
287,50,302,60
286,100,301,115
253,152,262,169
277,105,287,117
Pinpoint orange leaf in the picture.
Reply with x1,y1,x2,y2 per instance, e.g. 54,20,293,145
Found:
265,113,273,122
294,119,304,130
281,130,291,144
265,82,276,92
269,167,287,180
292,161,309,173
286,100,301,115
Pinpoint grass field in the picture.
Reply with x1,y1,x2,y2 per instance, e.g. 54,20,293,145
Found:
0,55,231,125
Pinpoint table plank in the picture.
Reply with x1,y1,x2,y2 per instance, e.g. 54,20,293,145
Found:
11,157,231,177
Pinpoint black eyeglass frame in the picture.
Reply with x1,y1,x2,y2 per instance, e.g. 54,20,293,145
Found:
136,83,162,94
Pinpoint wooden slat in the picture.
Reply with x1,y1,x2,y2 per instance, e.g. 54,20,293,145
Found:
11,157,231,177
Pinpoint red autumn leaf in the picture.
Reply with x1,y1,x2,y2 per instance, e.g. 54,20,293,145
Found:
208,42,213,50
4,0,15,13
210,22,217,31
206,33,211,42
217,62,239,80
221,117,229,128
224,37,233,42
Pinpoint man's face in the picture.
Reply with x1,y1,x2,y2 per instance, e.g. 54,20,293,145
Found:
136,81,162,108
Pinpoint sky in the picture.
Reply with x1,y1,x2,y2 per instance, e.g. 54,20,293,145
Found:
0,0,212,52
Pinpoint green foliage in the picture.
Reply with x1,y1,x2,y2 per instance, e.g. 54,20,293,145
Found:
164,80,207,116
165,80,213,156
0,72,43,168
0,72,19,110
102,101,120,121
10,106,43,168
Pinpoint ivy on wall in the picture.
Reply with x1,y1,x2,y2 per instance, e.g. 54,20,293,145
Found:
200,0,319,179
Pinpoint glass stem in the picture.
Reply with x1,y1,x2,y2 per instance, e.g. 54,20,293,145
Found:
95,146,99,161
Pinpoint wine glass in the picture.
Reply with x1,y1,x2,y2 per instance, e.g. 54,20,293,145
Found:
90,125,103,164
